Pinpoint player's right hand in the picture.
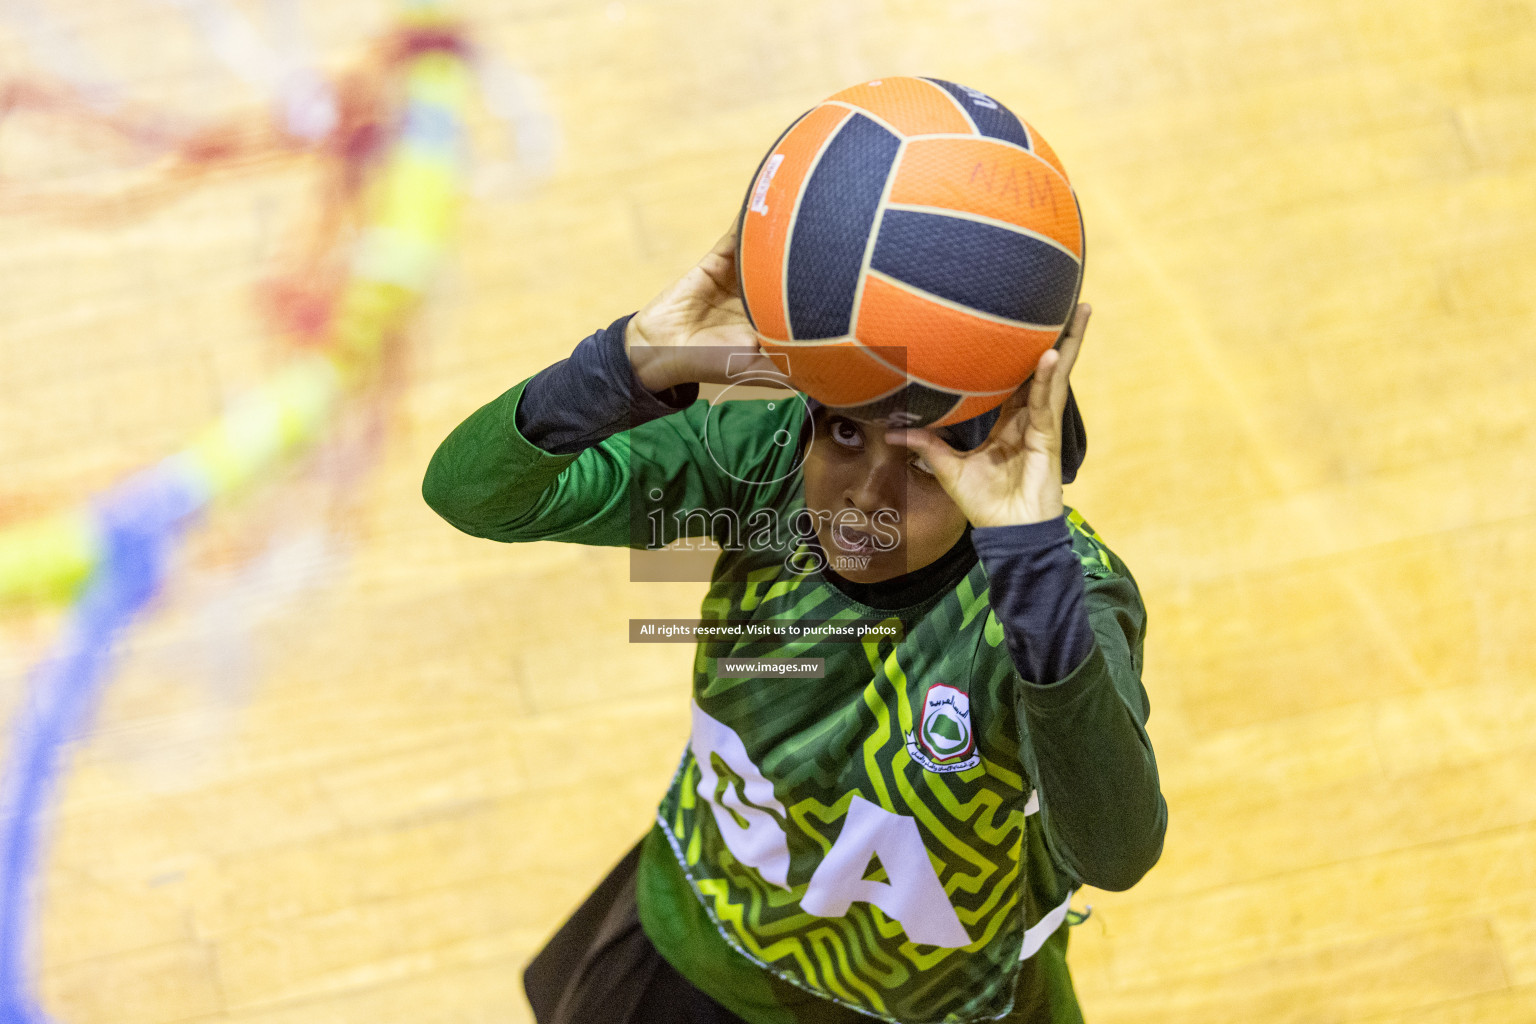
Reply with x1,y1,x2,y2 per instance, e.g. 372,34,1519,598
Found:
625,225,786,392
885,304,1092,529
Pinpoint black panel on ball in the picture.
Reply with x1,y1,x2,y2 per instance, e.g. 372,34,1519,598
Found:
920,78,1033,151
785,114,901,340
871,210,1082,327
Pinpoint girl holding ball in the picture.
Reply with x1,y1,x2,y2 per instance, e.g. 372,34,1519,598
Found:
424,222,1166,1022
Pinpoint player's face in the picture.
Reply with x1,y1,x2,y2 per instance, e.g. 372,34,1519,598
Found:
801,410,969,584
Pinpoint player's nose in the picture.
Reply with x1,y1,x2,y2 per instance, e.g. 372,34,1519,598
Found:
846,453,906,515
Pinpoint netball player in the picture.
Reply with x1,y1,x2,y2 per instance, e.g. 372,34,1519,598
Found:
423,228,1166,1023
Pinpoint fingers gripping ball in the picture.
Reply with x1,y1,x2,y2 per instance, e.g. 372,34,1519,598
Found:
736,77,1084,429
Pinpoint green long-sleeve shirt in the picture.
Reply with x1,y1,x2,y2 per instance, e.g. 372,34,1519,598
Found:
423,377,1165,1024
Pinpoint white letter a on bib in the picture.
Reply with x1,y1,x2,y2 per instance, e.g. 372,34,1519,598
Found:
801,796,970,948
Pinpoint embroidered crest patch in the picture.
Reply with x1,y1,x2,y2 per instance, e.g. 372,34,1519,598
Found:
905,684,980,773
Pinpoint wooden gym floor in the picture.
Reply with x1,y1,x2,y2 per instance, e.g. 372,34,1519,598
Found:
1,0,1534,1021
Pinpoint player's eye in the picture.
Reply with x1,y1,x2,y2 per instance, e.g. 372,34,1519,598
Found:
828,416,863,449
910,452,936,478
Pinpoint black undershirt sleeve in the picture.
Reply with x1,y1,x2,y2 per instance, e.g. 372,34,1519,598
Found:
512,313,699,455
971,519,1096,686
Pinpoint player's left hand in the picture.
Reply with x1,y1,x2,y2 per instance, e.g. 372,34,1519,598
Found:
885,303,1091,528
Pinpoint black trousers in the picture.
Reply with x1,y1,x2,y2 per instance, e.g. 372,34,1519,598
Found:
524,836,753,1024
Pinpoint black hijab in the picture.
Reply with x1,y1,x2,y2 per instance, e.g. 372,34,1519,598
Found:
801,388,1086,482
